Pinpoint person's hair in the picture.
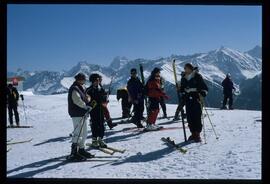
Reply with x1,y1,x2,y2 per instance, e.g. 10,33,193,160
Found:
149,67,161,81
89,73,100,83
8,83,13,88
184,63,194,70
74,73,86,81
130,68,137,74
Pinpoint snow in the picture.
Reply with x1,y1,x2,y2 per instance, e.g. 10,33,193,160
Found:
7,94,261,179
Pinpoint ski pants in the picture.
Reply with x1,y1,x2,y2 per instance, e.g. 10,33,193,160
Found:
185,97,202,133
71,117,88,149
8,105,20,126
223,94,233,108
131,100,144,124
121,99,132,117
103,103,111,121
147,98,160,124
159,97,167,116
90,106,105,139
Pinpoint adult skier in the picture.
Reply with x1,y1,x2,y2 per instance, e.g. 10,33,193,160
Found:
145,68,169,131
221,73,235,110
127,68,144,128
159,76,167,118
99,75,117,129
117,87,132,118
6,84,20,127
86,73,107,148
67,73,94,161
180,63,208,142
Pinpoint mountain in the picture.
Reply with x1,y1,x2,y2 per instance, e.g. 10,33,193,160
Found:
7,46,262,110
246,45,262,59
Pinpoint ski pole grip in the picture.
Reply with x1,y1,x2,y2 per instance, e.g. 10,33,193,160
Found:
20,94,24,101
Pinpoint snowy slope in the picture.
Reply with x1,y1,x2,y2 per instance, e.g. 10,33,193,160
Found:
7,93,261,179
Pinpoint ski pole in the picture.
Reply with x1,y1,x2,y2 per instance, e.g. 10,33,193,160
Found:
204,107,219,140
199,96,207,144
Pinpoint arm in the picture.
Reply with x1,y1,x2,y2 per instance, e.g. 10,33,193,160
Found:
147,81,166,98
197,74,208,97
72,90,88,110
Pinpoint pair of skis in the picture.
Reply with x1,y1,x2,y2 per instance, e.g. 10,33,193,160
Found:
86,143,126,155
7,138,33,145
7,125,33,128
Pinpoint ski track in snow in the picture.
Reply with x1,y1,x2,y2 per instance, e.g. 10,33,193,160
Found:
7,94,261,179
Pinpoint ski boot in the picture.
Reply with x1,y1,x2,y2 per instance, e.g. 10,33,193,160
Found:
145,124,159,131
107,119,118,130
136,121,144,128
220,106,227,110
173,116,180,121
188,133,195,141
78,148,95,158
163,113,167,119
97,137,107,148
193,132,202,143
229,106,234,110
66,143,86,161
91,138,99,148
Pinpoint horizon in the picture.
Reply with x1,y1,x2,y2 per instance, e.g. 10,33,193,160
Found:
8,5,262,72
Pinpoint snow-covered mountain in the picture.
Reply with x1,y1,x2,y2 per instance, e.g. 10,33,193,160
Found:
8,46,262,109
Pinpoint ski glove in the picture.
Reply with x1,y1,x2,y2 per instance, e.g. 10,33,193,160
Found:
200,90,207,97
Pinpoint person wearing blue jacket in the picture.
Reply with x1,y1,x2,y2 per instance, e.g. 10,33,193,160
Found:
127,68,144,128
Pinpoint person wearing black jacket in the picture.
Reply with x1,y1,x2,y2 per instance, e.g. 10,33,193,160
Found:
180,63,208,142
86,73,107,148
117,88,132,118
127,68,144,128
221,73,235,110
7,84,20,127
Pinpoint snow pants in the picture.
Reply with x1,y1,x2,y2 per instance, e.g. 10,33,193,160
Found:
90,105,105,139
8,105,20,126
131,100,144,124
71,117,88,149
159,97,167,116
223,93,233,108
185,97,202,133
103,103,111,121
147,98,160,124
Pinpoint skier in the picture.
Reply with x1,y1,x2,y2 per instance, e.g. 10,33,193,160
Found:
99,75,117,129
127,68,144,128
6,84,20,127
159,76,167,118
221,73,235,110
86,73,108,148
180,63,208,142
67,73,94,161
145,68,169,131
173,71,186,121
117,87,132,118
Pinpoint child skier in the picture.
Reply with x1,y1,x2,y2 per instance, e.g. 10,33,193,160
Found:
86,73,107,148
67,73,95,161
145,68,169,131
99,75,117,129
117,87,132,118
180,63,208,142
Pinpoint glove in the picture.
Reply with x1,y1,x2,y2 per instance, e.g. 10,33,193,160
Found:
200,91,207,97
164,95,169,100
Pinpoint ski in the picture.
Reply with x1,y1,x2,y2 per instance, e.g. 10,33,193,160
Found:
105,146,126,154
172,59,187,142
7,125,33,128
7,138,33,145
143,126,164,132
157,115,174,120
86,143,115,155
7,138,13,142
161,137,187,154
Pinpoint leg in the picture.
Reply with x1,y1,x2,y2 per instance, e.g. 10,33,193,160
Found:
160,97,167,117
79,117,88,149
8,106,13,126
13,105,20,126
71,117,84,145
223,94,228,108
229,94,233,108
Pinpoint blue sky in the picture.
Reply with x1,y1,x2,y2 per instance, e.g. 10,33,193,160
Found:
7,5,262,72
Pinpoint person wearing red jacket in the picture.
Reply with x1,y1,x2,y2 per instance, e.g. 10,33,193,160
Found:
145,68,169,131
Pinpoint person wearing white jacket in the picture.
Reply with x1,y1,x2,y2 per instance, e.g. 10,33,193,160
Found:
67,73,95,161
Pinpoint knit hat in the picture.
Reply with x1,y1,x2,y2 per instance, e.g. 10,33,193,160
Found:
74,73,86,81
89,73,100,83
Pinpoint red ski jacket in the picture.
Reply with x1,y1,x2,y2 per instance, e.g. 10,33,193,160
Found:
147,79,167,100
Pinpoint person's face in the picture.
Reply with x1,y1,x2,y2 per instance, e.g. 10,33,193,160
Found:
93,78,100,86
99,78,102,84
77,79,86,85
184,66,192,75
155,72,161,80
131,71,137,78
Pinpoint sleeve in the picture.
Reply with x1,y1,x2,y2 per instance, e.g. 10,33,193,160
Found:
72,90,88,109
221,80,225,87
197,74,208,94
180,78,185,93
14,88,19,101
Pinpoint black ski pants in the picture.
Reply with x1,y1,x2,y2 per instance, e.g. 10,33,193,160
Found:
121,99,132,117
159,97,167,116
8,105,20,126
185,97,202,133
223,94,233,108
90,105,105,139
131,100,144,124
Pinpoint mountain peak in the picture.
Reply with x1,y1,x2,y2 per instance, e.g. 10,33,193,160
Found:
246,45,261,59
